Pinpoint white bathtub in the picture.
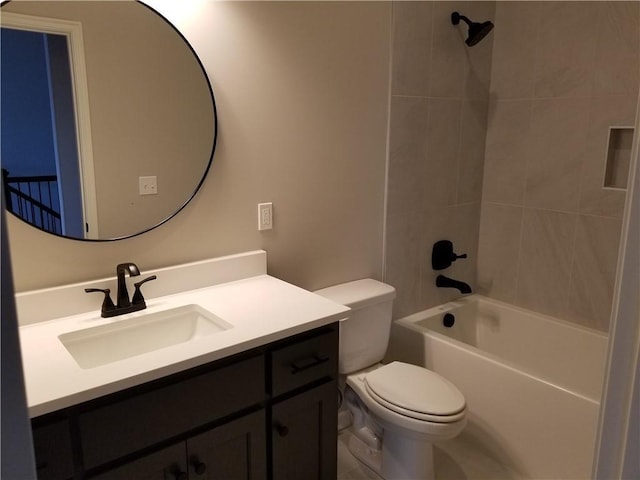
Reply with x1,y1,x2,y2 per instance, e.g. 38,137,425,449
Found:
385,295,608,480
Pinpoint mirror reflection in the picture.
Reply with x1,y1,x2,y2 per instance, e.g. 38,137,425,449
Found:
1,0,216,240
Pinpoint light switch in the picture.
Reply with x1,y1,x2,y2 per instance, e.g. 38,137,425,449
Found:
139,176,158,195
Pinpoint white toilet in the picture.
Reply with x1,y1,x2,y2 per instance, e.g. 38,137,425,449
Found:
315,279,467,480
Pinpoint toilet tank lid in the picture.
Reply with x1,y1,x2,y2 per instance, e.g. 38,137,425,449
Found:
314,279,395,309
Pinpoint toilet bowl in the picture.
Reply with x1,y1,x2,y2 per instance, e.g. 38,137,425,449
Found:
344,362,466,479
349,362,466,438
315,279,467,480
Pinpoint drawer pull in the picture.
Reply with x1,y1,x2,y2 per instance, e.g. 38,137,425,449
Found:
290,355,329,374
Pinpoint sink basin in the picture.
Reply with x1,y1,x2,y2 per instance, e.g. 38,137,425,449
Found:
59,304,232,369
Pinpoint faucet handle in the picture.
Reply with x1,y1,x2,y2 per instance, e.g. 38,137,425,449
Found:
432,240,468,270
84,288,116,317
131,275,157,307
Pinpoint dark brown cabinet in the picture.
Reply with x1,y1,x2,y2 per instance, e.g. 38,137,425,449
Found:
272,382,337,480
187,409,266,480
32,419,74,480
269,327,338,480
89,443,187,480
78,356,265,471
31,323,338,480
90,410,266,480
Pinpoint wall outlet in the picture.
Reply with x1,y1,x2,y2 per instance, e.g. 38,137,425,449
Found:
258,202,273,231
139,176,158,195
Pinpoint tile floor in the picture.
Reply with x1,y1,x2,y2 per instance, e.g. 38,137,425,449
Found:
337,430,522,480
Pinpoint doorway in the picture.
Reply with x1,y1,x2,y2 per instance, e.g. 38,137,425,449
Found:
1,27,84,237
1,12,98,239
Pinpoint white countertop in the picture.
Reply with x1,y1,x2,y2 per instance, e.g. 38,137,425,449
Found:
19,274,349,417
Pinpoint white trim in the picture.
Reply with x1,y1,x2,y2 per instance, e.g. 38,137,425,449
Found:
2,12,99,238
42,39,68,233
593,90,640,479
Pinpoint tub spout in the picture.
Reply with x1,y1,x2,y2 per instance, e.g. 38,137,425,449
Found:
436,274,472,294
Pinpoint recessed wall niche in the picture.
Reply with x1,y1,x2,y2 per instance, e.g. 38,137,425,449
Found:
604,127,634,189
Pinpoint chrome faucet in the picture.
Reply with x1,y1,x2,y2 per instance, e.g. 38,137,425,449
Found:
85,262,157,317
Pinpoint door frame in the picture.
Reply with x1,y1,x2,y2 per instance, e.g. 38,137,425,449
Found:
593,79,640,479
2,12,99,238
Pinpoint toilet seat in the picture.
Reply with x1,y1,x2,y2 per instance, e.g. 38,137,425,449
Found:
364,362,466,423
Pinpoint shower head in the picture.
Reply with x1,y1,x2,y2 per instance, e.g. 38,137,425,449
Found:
451,11,494,47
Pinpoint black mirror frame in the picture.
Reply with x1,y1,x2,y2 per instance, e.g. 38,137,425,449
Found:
0,0,218,242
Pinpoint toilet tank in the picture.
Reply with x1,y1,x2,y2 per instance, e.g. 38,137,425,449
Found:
314,279,395,374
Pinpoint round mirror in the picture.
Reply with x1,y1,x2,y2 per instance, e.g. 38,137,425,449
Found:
1,0,216,240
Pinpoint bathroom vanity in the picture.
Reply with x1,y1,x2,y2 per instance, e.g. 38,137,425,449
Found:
32,323,338,480
17,251,348,480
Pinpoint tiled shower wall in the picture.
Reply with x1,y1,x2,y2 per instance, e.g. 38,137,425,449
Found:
385,2,495,318
385,1,639,331
477,2,639,332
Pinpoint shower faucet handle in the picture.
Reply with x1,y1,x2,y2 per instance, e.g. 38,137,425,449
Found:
432,240,467,270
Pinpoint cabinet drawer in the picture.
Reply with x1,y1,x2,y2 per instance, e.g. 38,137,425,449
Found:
271,327,338,397
79,355,265,469
32,419,74,480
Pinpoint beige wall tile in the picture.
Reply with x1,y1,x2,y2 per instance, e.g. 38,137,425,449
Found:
464,47,493,101
417,207,454,310
462,2,496,100
525,98,590,212
419,203,480,310
424,98,463,207
593,2,640,96
391,2,434,97
482,99,531,205
515,208,578,318
386,1,491,319
490,2,539,99
477,202,523,302
387,96,429,216
580,95,637,217
430,1,468,98
478,0,637,334
579,95,637,218
533,2,599,98
567,215,623,331
386,1,637,335
457,100,489,204
385,1,637,333
385,213,422,319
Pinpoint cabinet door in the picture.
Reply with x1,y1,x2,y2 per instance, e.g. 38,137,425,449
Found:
186,410,267,480
32,419,74,480
88,443,187,480
79,356,265,469
271,382,337,480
